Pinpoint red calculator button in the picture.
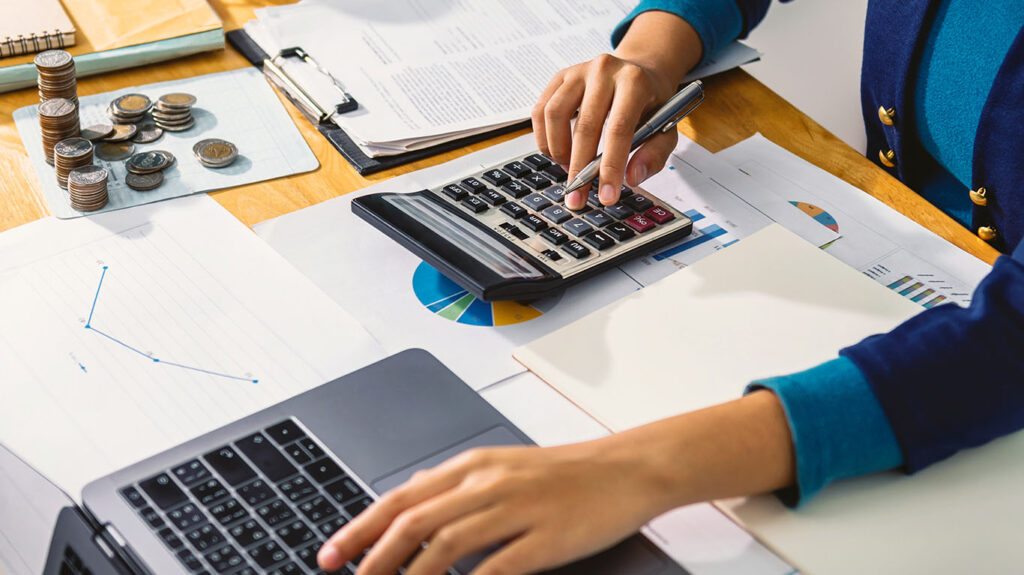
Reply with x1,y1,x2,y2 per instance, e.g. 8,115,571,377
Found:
644,206,675,224
624,214,656,233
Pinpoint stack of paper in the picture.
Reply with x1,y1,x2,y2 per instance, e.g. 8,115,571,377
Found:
243,0,760,157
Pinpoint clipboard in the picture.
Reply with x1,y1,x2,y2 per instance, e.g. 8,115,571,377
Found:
226,30,530,176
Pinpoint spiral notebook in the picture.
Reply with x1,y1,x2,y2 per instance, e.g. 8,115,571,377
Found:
0,0,76,58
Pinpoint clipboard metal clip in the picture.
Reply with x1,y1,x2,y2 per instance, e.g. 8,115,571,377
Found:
262,46,358,124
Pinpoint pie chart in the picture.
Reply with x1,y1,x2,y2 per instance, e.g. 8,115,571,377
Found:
412,262,557,327
790,201,839,232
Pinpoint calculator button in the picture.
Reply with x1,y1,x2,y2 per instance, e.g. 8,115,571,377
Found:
523,172,552,189
482,169,511,186
480,189,506,206
542,185,566,203
568,203,592,215
461,196,488,213
523,154,552,170
604,204,634,219
561,241,591,259
625,214,656,233
542,164,568,182
500,202,527,219
540,228,569,246
502,162,531,178
622,194,654,212
586,188,604,208
521,214,548,232
582,230,616,250
541,249,562,261
461,177,487,193
501,180,530,198
441,184,467,201
583,210,612,228
541,205,572,224
563,218,593,237
619,185,634,198
499,223,529,240
604,222,636,241
645,206,675,224
522,193,551,211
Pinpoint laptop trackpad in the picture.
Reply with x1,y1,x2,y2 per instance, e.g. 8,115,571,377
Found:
372,425,525,494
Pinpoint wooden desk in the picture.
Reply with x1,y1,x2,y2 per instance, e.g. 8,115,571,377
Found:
0,0,1000,266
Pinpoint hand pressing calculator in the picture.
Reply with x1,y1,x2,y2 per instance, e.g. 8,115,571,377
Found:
353,153,693,301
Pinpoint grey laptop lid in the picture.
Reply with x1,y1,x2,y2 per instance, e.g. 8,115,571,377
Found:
80,349,687,574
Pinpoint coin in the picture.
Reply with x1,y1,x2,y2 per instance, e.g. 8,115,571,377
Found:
126,171,164,191
157,119,195,132
34,50,73,70
104,124,138,142
38,98,76,118
37,96,80,165
53,137,92,159
113,94,152,115
194,139,238,168
153,150,176,167
131,123,163,144
81,123,115,141
95,141,136,161
125,151,170,174
54,137,94,189
157,93,197,109
151,110,192,121
68,165,109,212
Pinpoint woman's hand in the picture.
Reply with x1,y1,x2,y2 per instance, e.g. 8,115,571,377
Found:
317,438,676,575
532,12,704,210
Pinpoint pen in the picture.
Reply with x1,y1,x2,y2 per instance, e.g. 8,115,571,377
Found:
562,80,705,197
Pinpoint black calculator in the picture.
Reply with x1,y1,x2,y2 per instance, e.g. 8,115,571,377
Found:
353,152,693,301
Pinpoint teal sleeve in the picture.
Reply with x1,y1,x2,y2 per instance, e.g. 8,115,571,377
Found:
746,357,904,507
610,0,744,65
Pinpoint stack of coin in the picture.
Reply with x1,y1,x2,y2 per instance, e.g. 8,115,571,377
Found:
34,50,77,105
108,93,152,124
193,138,238,168
125,150,175,191
53,137,94,189
38,98,81,165
152,93,197,132
67,165,109,212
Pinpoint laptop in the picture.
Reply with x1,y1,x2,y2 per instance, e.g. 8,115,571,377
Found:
33,349,686,575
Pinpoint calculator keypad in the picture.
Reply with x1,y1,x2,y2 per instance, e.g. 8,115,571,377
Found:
429,152,691,275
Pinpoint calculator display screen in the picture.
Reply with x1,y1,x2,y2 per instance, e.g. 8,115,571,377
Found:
386,195,545,280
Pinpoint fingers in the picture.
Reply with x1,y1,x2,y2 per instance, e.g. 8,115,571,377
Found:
543,78,586,167
596,76,649,206
531,71,566,156
625,129,677,187
404,506,527,575
471,533,555,575
567,76,614,185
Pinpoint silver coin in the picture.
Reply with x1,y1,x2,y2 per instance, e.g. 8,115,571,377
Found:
104,124,138,142
157,93,197,108
113,93,152,115
68,165,109,186
126,171,164,191
38,98,76,117
126,151,169,173
54,137,93,158
131,124,164,144
34,50,73,69
153,150,176,167
81,124,115,141
95,142,136,161
156,119,195,132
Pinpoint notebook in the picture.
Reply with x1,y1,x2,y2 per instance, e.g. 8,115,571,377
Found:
0,0,76,58
0,0,223,94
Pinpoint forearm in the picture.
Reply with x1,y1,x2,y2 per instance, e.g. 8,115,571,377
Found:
589,390,795,512
613,11,703,91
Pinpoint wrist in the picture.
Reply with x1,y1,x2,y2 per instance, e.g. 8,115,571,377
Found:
613,11,703,94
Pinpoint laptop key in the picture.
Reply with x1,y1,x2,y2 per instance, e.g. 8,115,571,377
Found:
191,478,229,507
278,475,318,502
169,503,206,531
282,442,312,465
139,506,165,528
139,472,188,510
238,478,275,506
523,153,551,170
172,459,212,487
228,519,268,548
203,446,256,487
298,438,324,460
502,161,531,178
265,420,306,446
295,542,323,570
520,214,548,232
343,496,374,518
460,177,487,193
317,515,349,537
256,500,295,527
248,540,288,569
209,498,248,526
269,561,302,575
204,543,245,574
158,527,185,550
277,520,317,548
186,523,225,553
177,548,203,572
305,459,343,484
235,432,297,483
323,477,366,504
299,496,339,524
120,486,147,509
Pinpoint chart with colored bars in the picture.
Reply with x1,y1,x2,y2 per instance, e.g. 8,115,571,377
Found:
412,262,559,326
885,275,947,308
651,209,736,261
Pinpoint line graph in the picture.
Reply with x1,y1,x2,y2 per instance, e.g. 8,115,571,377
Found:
84,265,259,383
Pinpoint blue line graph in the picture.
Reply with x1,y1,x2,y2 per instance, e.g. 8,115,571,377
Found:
84,266,258,383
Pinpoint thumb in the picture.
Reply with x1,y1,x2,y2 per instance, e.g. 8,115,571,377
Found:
625,130,677,187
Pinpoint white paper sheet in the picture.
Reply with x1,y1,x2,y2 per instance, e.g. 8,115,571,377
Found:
13,68,318,219
716,134,991,307
0,195,384,500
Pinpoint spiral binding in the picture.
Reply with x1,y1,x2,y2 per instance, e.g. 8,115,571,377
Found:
0,29,69,58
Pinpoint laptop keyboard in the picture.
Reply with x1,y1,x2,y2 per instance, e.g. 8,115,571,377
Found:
119,419,379,575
